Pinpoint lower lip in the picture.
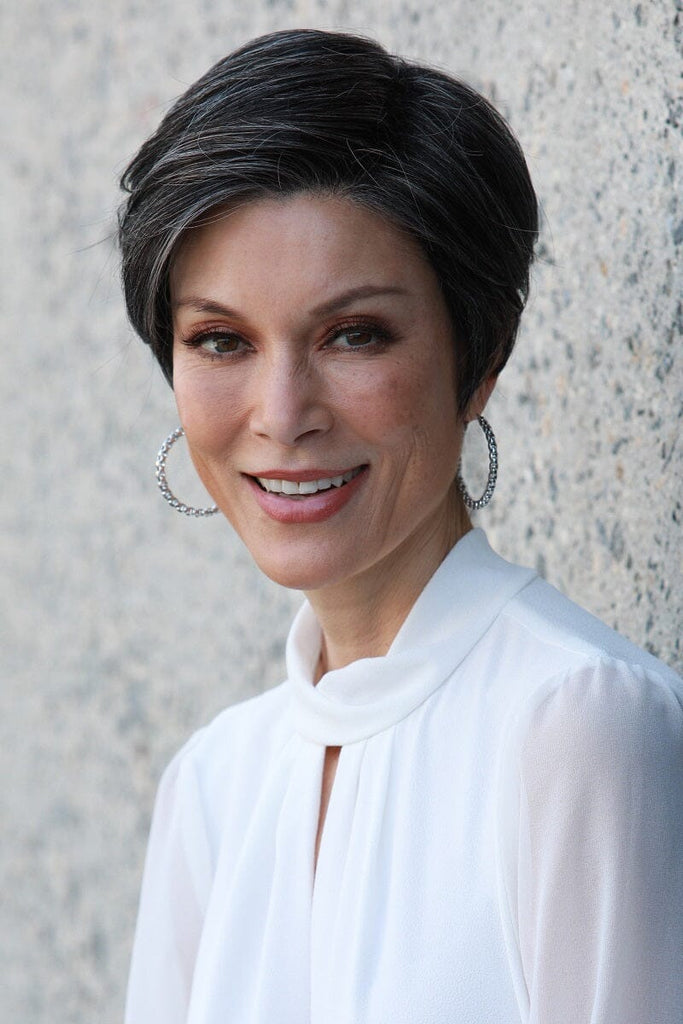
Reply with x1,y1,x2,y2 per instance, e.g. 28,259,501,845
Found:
245,468,368,523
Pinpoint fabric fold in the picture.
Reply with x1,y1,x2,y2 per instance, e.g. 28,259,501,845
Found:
287,529,537,745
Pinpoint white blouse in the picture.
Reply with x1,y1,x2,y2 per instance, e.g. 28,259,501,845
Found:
125,529,683,1024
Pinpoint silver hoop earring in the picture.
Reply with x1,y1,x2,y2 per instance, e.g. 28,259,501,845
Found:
155,427,219,517
456,415,498,510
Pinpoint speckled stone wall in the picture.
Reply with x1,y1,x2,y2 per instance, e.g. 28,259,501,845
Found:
2,1,681,1020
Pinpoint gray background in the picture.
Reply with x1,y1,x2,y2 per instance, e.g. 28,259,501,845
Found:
2,1,681,1020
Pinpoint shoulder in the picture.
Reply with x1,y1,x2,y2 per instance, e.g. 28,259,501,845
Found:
495,651,683,914
493,654,683,907
483,574,683,787
156,683,292,823
481,571,680,714
502,575,681,757
508,657,682,800
192,681,291,764
503,574,678,679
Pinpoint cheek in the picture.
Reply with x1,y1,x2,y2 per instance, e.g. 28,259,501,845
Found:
364,357,458,445
172,364,247,452
396,365,461,485
360,381,461,500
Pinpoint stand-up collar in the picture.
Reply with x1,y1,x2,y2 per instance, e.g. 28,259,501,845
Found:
286,529,536,745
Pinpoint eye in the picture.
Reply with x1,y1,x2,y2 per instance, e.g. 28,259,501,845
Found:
328,325,389,350
200,332,246,354
182,331,248,355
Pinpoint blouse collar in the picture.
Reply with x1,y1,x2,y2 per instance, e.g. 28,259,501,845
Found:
286,529,537,745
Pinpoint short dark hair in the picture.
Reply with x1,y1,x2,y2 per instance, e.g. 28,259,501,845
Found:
118,28,538,412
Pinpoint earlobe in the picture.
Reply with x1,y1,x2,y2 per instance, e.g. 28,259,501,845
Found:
465,374,497,422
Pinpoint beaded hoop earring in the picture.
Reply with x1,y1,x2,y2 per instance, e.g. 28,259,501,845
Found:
456,415,498,510
155,427,219,517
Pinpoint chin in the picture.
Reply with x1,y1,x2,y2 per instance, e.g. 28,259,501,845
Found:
250,549,355,593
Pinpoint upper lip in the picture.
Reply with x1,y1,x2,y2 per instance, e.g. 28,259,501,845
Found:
245,466,365,482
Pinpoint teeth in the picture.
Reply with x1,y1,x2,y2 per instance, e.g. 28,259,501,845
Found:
256,467,360,495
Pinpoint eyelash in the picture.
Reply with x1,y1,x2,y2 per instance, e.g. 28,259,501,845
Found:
179,318,395,358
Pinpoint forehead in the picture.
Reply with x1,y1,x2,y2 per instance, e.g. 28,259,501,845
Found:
169,193,440,308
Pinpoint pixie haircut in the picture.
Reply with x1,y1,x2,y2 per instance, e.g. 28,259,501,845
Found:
118,29,538,412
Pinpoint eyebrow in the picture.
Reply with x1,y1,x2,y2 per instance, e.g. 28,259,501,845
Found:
173,285,409,319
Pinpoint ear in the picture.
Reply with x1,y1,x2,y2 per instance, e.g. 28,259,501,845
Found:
464,374,497,422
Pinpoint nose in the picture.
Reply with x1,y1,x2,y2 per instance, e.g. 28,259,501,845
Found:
249,349,333,446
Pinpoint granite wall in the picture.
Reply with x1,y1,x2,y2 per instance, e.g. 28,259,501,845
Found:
2,1,681,1020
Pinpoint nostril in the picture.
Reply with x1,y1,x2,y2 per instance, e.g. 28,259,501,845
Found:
249,402,334,446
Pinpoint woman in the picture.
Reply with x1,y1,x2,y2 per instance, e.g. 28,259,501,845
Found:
120,29,683,1024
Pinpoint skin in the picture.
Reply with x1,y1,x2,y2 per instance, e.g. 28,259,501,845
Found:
170,194,495,860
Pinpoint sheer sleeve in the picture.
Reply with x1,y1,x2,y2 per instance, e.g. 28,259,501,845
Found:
497,659,683,1024
125,732,213,1024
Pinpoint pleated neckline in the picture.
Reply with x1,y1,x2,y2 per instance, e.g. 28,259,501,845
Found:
286,529,537,745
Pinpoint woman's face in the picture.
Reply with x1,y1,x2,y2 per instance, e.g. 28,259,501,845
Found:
171,194,471,594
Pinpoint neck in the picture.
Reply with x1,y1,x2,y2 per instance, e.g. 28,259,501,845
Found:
308,500,471,677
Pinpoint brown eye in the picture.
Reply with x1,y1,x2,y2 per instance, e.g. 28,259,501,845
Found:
198,333,245,354
332,328,381,349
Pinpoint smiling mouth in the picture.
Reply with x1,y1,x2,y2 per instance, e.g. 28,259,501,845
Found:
253,466,365,497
